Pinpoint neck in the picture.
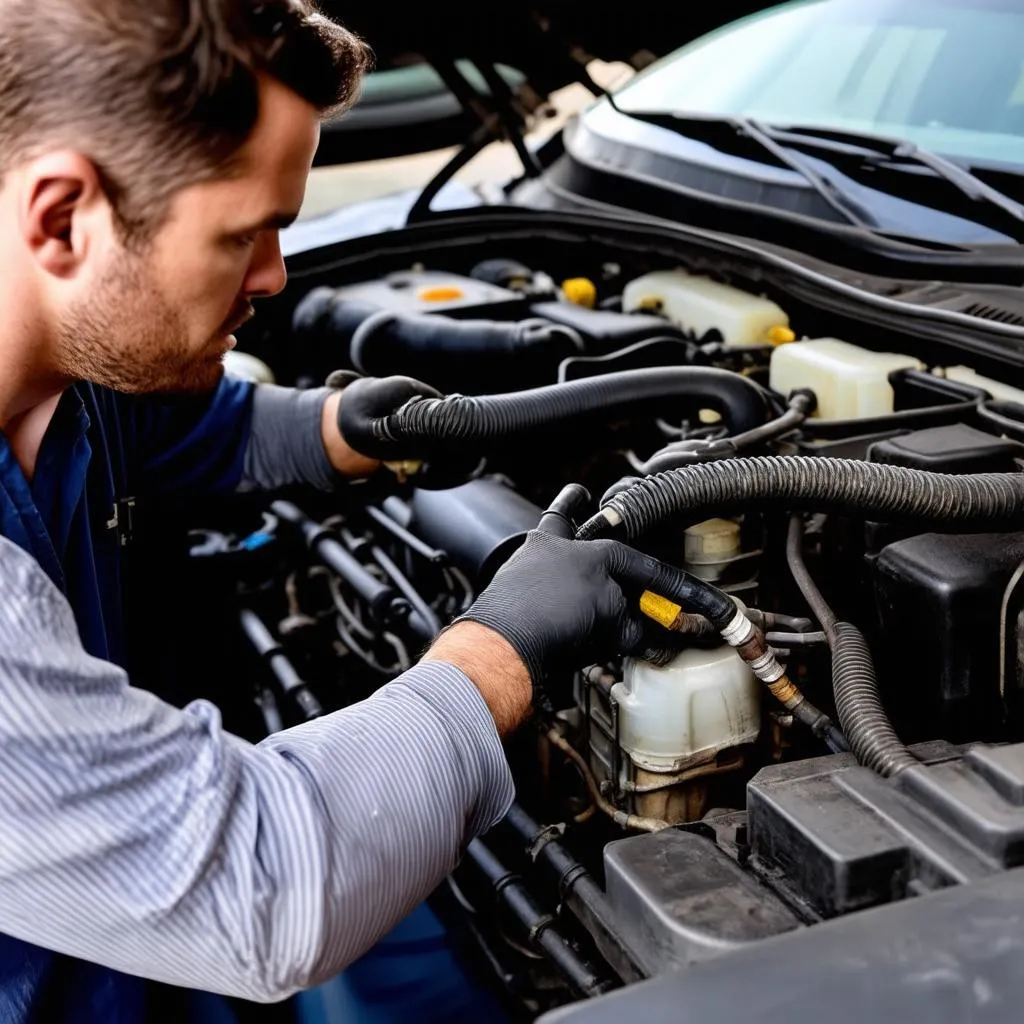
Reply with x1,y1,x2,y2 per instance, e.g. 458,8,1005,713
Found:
0,279,71,477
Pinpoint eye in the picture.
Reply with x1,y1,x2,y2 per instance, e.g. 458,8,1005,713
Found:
232,233,257,249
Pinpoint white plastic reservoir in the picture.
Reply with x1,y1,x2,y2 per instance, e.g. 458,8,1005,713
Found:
612,646,760,774
943,365,1024,406
770,338,921,420
622,269,793,347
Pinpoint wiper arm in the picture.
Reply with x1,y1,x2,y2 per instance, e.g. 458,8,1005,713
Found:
616,108,880,230
763,123,1024,227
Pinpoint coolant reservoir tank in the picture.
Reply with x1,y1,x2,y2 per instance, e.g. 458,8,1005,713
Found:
770,338,921,420
622,268,793,347
611,647,760,774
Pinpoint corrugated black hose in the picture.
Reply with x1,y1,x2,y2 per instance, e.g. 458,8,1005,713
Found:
339,368,770,460
577,456,1024,542
786,516,915,777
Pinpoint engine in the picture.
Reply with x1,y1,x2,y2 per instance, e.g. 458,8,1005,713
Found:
148,245,1024,1019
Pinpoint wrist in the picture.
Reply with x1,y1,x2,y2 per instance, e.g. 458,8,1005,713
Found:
422,621,533,736
321,391,380,478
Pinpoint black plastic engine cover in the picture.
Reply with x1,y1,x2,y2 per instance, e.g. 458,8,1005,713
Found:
868,422,1023,474
538,865,1024,1024
746,740,1024,919
602,829,799,975
871,532,1024,743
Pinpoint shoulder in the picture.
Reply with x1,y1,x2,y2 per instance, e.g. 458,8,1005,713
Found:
0,536,81,647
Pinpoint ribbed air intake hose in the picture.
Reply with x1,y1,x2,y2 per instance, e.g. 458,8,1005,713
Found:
577,456,1024,541
340,368,770,460
831,621,916,777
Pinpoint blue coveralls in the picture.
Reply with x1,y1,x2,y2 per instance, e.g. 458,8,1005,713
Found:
0,379,500,1024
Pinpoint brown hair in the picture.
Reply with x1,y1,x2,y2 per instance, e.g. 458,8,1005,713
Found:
0,0,372,238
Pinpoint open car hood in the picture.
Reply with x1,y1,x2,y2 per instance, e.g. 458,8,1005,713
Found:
319,3,769,93
313,3,770,164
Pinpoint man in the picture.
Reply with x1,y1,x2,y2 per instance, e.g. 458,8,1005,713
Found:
0,1,664,1020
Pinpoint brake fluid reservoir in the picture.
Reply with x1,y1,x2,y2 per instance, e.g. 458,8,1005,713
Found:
770,338,921,419
621,269,793,347
611,647,760,774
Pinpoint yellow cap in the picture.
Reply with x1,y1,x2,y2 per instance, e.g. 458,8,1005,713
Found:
418,286,465,303
561,277,597,309
640,590,682,630
766,324,796,345
634,295,663,312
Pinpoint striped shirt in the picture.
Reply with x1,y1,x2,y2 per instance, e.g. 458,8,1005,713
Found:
0,533,515,1002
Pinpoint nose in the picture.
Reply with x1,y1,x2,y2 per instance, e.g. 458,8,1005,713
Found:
243,231,287,299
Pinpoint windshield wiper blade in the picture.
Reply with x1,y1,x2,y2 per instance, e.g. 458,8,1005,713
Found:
617,108,881,231
763,124,1024,228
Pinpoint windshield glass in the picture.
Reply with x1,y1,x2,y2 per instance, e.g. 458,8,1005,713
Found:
614,0,1024,167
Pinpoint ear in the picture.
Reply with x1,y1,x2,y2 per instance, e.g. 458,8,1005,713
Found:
19,151,110,279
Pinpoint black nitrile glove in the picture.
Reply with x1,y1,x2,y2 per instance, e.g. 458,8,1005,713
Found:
331,372,441,460
456,486,677,710
329,372,482,488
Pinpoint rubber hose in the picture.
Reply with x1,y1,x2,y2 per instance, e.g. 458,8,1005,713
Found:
350,310,584,393
634,390,815,476
578,455,1024,541
351,368,770,460
785,515,838,638
832,621,916,777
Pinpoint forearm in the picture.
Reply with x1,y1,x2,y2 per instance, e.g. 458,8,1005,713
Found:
238,384,376,492
0,662,512,1001
0,540,513,1001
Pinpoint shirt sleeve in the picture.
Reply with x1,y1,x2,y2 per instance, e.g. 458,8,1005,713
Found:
0,536,514,1002
237,384,337,493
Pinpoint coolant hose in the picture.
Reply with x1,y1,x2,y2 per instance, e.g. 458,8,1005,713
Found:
577,456,1024,542
625,389,816,479
340,368,771,460
292,288,584,393
351,310,585,393
832,621,916,777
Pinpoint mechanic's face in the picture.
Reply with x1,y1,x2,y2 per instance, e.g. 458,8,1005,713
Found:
58,75,320,394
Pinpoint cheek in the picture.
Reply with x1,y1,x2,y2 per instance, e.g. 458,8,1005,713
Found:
178,249,251,327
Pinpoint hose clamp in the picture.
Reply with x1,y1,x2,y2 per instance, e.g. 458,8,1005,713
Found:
720,609,753,647
749,651,785,683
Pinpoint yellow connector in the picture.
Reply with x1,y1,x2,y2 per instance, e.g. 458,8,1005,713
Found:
640,590,683,630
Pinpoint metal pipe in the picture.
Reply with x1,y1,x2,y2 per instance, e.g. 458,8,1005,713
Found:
272,500,401,622
546,729,670,833
502,804,646,982
464,838,616,999
238,608,322,721
365,505,449,565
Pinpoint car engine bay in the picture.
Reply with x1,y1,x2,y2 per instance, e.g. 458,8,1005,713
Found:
142,218,1024,1020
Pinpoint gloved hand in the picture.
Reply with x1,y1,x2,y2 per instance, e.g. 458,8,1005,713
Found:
329,372,482,488
329,371,441,457
455,486,676,711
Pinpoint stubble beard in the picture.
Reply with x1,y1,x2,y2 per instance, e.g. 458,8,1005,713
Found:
56,247,227,395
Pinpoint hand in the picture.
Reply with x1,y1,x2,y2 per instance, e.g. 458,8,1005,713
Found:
330,373,442,461
454,487,675,712
330,372,482,488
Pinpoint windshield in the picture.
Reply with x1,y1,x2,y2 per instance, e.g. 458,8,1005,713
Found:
614,0,1024,167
